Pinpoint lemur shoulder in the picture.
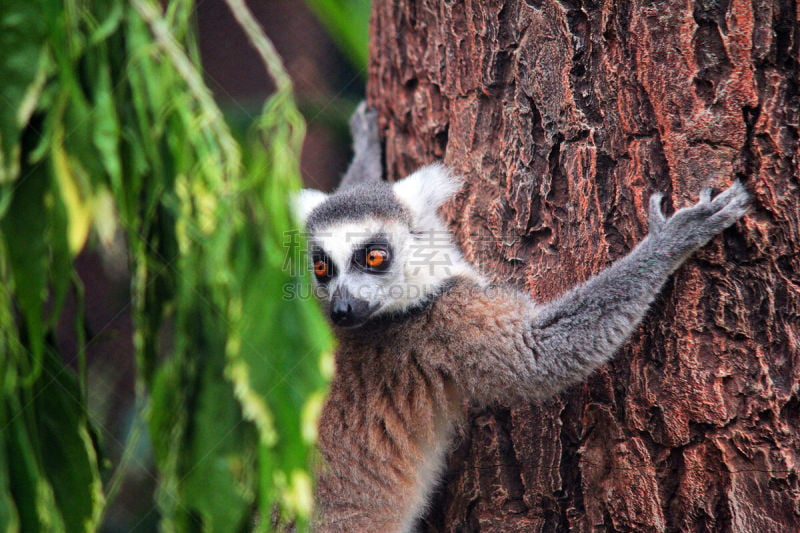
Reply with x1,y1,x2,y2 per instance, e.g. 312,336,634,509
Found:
294,103,750,532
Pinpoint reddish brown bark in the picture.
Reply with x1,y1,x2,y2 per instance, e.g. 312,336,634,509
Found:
368,0,799,530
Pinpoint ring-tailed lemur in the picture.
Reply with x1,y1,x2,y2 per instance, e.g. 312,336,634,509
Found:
294,103,750,532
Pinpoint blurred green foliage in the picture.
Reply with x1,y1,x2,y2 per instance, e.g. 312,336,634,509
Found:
0,0,333,531
304,0,371,72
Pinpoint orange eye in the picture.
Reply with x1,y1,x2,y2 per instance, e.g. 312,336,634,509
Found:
314,260,328,277
366,249,387,268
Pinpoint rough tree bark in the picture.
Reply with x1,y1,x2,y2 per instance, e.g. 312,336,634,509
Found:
367,1,799,531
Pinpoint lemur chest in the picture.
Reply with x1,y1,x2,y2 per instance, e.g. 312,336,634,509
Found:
317,328,462,480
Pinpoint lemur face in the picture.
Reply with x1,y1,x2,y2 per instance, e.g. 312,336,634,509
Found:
308,217,416,327
294,165,474,328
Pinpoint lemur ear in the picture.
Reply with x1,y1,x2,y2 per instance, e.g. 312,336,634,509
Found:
292,189,328,224
392,164,463,228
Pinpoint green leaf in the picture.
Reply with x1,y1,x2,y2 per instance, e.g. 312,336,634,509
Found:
34,349,104,533
0,0,50,188
1,165,50,384
6,393,66,533
147,354,188,529
0,401,20,532
181,312,257,533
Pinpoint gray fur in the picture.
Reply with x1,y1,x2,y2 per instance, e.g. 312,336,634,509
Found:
306,182,409,231
339,102,383,189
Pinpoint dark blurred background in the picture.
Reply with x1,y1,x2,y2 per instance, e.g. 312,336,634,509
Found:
198,1,363,191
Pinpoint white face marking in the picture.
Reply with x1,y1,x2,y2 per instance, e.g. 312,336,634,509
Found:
309,216,477,321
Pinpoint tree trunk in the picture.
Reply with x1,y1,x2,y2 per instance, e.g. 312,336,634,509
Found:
367,1,799,531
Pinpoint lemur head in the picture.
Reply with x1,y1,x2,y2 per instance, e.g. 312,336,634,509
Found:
294,164,474,328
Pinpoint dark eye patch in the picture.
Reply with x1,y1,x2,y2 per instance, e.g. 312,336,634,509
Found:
352,234,392,274
311,247,336,284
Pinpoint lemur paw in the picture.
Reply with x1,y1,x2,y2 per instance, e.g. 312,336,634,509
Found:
648,192,667,234
350,101,379,150
683,180,750,234
650,180,750,253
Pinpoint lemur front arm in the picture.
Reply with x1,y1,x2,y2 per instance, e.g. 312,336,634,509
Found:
524,184,748,394
437,183,749,404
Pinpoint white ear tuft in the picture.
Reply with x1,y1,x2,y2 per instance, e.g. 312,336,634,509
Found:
392,164,462,228
292,189,328,224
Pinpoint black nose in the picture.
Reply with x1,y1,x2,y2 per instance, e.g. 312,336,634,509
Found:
330,299,352,324
329,291,373,327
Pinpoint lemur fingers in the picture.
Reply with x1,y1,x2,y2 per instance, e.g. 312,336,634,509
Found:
708,179,748,211
648,192,667,235
687,180,750,232
657,180,750,254
706,181,750,231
